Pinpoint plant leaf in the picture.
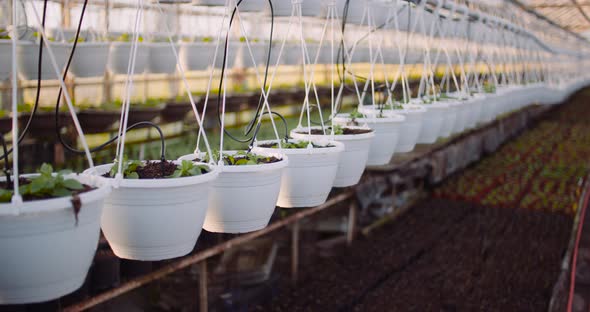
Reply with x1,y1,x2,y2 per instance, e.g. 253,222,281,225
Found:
63,179,84,190
127,172,139,179
0,189,13,202
39,163,53,176
51,187,72,197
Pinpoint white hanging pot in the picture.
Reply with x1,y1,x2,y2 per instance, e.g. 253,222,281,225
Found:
464,94,485,130
438,100,458,138
214,41,238,69
333,112,405,166
451,100,469,134
179,41,215,71
193,0,266,11
291,126,375,187
86,162,219,261
180,151,287,233
239,42,267,68
495,86,513,115
252,139,344,208
108,42,149,75
301,0,325,17
193,0,226,5
17,41,69,80
0,40,13,81
350,46,370,64
415,102,449,144
369,1,391,27
235,0,266,11
270,42,300,66
479,93,498,123
0,174,111,304
268,0,292,16
147,42,179,74
68,42,111,78
359,104,425,153
334,0,367,25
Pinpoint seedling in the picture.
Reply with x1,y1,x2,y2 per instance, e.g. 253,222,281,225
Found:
169,160,209,178
0,163,85,203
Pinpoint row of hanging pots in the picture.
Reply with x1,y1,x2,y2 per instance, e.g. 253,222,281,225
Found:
0,81,580,304
0,38,429,82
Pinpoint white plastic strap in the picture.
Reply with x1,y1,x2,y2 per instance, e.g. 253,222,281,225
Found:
153,1,214,163
10,0,22,210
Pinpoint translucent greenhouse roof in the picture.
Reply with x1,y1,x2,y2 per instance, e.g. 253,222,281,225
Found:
517,0,590,37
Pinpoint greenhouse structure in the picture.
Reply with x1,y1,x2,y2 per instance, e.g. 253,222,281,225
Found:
1,0,590,311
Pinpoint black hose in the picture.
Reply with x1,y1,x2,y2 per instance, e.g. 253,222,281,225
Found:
216,0,284,147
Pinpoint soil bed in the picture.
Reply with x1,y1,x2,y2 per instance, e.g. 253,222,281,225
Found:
257,199,572,311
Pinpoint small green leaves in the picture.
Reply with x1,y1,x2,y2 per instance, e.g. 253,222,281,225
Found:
168,160,209,178
0,189,12,202
109,156,143,179
204,150,279,166
333,125,344,135
0,163,88,202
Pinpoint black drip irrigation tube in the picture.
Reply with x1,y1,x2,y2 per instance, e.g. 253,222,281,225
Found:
215,0,290,151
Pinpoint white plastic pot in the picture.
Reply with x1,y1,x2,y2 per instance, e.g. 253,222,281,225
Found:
108,42,149,75
239,42,267,68
179,41,237,71
69,42,110,78
465,94,485,129
269,42,300,66
0,174,110,304
291,126,375,187
437,100,458,138
360,104,426,153
87,162,219,261
17,41,69,80
180,151,287,233
0,40,12,81
301,0,324,17
334,0,367,25
333,112,405,166
192,0,225,5
252,139,344,208
416,103,448,144
194,0,266,11
147,42,179,74
270,0,292,16
179,42,214,71
451,100,469,134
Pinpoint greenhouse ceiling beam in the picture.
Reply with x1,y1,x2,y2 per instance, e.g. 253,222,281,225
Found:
571,0,590,26
506,0,589,42
415,0,589,55
529,3,590,9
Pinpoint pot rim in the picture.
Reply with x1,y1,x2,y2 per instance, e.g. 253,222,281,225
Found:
179,150,289,173
290,126,375,141
86,161,220,188
252,139,345,155
333,113,406,123
0,173,111,216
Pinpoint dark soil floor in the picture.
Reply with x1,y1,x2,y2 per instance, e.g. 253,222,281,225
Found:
256,199,572,312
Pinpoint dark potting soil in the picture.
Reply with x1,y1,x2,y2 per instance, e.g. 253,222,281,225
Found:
256,199,571,312
193,155,282,165
257,142,335,149
301,128,373,135
0,178,94,202
102,160,179,179
134,160,177,179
